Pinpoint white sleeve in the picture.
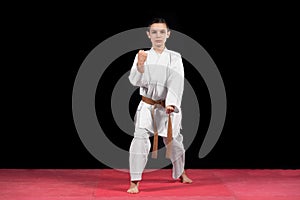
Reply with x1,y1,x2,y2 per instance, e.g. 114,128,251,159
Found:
165,55,184,112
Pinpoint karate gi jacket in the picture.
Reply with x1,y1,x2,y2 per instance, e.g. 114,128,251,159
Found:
128,47,184,138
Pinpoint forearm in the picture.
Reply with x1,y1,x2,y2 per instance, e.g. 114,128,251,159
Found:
129,65,144,86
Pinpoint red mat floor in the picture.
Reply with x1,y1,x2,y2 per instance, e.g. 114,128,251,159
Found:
0,169,299,200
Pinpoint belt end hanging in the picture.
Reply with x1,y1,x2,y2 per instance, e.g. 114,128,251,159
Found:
165,114,173,159
151,151,158,159
151,132,159,159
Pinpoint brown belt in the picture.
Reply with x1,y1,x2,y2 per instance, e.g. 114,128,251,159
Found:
141,96,172,159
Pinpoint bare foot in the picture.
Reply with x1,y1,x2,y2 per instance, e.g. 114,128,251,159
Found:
127,181,139,194
180,171,193,183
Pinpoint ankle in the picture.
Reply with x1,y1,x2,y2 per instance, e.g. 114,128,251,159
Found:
131,180,139,185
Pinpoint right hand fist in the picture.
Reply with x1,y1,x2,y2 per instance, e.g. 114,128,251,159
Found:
137,50,147,67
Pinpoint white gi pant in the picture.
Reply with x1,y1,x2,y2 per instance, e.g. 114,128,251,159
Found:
129,127,185,181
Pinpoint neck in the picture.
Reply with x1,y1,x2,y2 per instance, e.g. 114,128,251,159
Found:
153,45,165,54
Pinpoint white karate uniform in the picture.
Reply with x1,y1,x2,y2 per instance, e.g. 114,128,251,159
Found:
128,47,186,181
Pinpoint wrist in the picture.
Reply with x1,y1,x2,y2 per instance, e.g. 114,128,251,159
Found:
137,63,144,67
136,64,144,73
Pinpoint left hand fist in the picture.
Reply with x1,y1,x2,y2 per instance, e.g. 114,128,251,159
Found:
166,105,175,114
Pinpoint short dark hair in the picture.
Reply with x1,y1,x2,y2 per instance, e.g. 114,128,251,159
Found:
148,17,169,30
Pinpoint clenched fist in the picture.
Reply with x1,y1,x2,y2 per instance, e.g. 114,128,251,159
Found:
137,50,147,73
166,105,175,114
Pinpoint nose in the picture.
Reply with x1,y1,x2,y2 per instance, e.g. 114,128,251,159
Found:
155,32,162,38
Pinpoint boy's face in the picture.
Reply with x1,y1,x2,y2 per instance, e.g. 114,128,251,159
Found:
147,23,170,48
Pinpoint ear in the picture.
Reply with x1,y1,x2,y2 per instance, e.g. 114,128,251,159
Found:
166,30,171,38
146,31,151,39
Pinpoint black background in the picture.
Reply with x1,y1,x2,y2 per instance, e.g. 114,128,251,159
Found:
1,4,298,169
